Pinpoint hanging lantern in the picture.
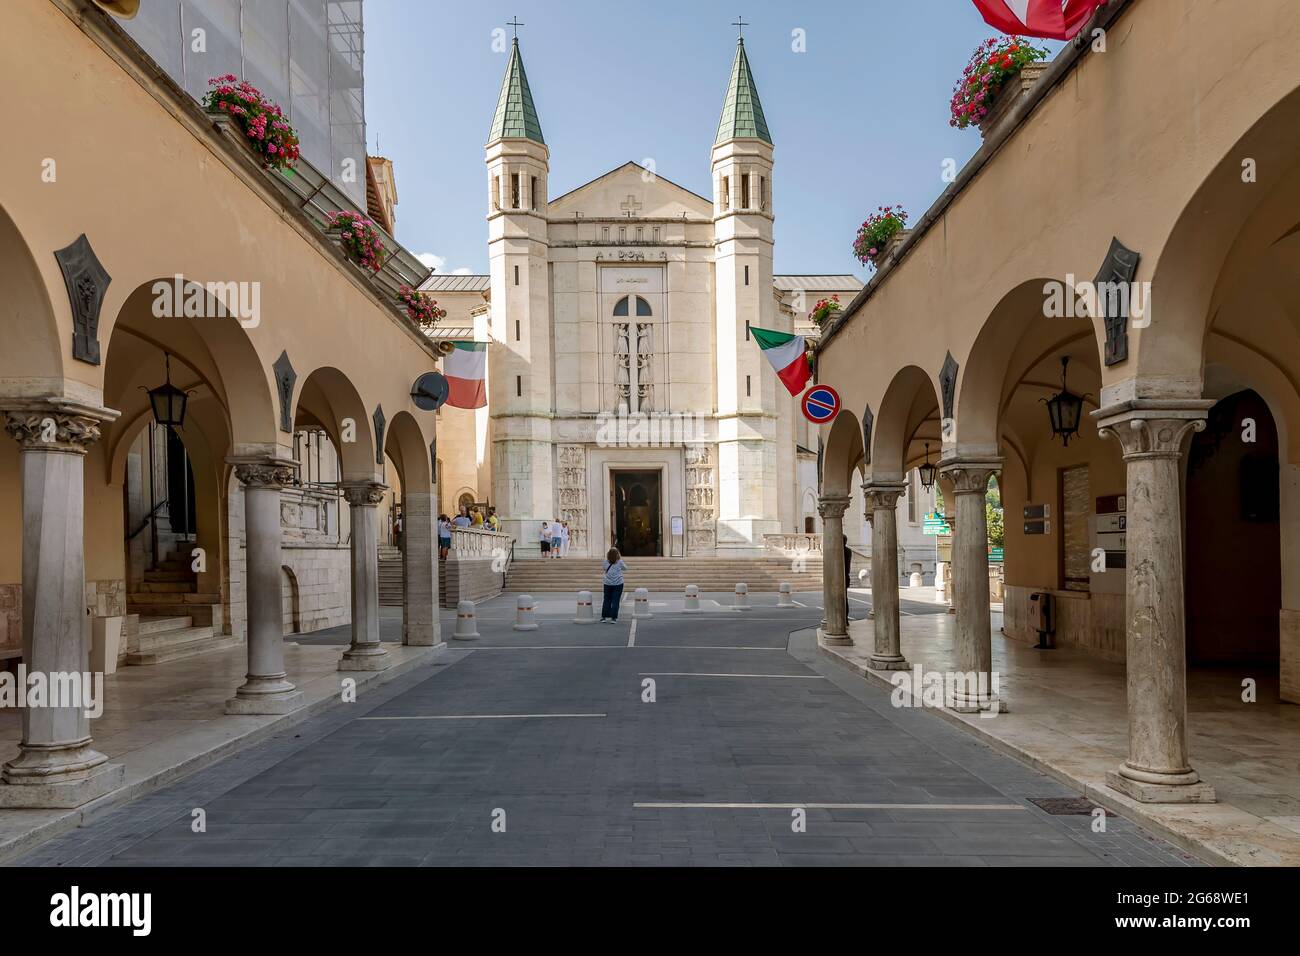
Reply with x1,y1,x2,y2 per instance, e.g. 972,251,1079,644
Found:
917,442,938,491
144,353,190,430
1043,356,1087,447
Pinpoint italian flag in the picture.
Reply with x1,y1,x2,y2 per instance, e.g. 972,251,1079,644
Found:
751,327,811,396
444,341,487,409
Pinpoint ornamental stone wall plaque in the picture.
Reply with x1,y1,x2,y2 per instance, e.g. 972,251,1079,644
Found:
1096,237,1141,367
54,234,111,366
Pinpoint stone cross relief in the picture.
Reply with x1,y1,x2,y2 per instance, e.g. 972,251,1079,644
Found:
620,194,643,217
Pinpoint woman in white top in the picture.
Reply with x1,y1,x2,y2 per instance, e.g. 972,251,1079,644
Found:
559,521,570,557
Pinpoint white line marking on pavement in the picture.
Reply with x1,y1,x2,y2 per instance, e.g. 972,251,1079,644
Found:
633,802,1027,811
634,645,783,650
636,672,824,679
628,618,637,647
360,713,607,721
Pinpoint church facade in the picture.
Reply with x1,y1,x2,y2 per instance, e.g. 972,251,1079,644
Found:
428,36,861,558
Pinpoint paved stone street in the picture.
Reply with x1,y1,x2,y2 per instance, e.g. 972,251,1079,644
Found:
13,593,1198,867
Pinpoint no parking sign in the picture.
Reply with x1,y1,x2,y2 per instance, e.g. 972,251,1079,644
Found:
801,385,841,424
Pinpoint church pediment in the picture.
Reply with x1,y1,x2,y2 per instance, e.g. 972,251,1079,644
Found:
548,162,712,219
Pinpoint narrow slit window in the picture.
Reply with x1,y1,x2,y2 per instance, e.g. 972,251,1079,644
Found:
515,319,521,341
746,375,752,397
531,176,539,210
516,375,522,397
514,265,520,286
744,265,750,286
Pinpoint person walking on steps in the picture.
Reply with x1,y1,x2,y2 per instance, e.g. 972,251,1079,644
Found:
600,547,628,623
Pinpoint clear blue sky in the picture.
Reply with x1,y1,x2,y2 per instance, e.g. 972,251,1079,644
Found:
363,0,1062,277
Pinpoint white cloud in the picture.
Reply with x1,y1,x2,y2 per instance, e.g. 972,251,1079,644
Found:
416,253,475,276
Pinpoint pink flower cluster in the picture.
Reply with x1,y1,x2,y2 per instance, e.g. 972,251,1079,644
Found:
852,206,908,268
949,37,1049,130
398,285,448,330
203,74,301,171
326,211,385,273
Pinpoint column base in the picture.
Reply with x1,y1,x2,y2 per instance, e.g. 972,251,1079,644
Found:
225,676,304,715
512,623,539,632
870,655,911,671
339,645,393,672
819,629,853,646
0,760,125,809
1106,768,1216,804
949,694,1007,715
404,624,443,647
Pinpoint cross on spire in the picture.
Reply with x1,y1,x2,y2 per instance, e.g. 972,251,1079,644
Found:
507,16,524,38
732,15,749,38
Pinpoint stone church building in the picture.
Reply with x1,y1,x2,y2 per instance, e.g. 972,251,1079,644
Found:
427,36,861,558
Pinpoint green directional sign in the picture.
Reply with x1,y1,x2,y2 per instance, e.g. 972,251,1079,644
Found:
989,547,1004,562
923,512,951,536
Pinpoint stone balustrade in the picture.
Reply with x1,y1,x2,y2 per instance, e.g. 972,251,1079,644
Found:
762,533,822,557
450,527,514,556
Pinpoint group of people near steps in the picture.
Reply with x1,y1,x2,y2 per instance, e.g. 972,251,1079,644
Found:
538,520,572,558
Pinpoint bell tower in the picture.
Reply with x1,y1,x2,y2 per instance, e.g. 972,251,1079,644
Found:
711,31,785,553
486,33,553,546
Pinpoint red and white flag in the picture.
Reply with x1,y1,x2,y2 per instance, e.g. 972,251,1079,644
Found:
970,0,1108,40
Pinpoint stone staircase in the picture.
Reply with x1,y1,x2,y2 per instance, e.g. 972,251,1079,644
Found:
125,549,237,665
505,556,825,593
379,545,403,606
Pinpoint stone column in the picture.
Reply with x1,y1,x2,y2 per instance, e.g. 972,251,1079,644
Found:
941,460,1001,712
0,404,125,809
402,491,442,647
818,494,851,645
1096,400,1216,803
864,483,909,670
226,459,303,715
340,480,390,671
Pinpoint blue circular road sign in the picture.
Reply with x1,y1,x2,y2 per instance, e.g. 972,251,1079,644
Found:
802,385,841,424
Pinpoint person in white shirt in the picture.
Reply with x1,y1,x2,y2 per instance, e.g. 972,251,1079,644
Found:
539,522,552,557
558,521,570,557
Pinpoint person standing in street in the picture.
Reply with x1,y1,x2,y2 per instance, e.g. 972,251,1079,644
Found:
600,547,628,622
437,514,452,560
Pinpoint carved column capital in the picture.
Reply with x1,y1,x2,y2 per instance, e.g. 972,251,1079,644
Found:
341,480,388,507
1093,400,1214,461
2,401,117,455
940,459,1002,495
232,460,297,490
862,482,906,513
817,494,851,520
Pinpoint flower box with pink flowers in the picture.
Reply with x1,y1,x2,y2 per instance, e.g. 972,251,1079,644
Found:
326,211,386,274
950,37,1051,139
853,206,909,270
202,74,301,172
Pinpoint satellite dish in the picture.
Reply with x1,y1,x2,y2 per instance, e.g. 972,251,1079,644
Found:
410,371,449,411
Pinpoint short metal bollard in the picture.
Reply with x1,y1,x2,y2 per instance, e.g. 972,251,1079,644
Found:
682,584,701,613
778,582,795,607
732,582,751,611
513,594,539,631
574,590,595,625
453,600,480,640
633,587,653,619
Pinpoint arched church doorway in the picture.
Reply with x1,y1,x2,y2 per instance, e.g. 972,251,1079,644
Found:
1185,389,1281,668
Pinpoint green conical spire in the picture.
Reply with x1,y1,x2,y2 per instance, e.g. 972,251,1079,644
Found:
488,38,544,144
715,37,771,145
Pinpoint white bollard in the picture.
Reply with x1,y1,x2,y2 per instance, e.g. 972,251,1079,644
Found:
453,600,480,640
574,590,595,625
633,587,653,619
778,582,795,607
732,582,751,611
682,584,701,614
513,594,539,631
909,571,923,588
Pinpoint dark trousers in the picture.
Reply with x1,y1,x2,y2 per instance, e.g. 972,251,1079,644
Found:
601,584,624,620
